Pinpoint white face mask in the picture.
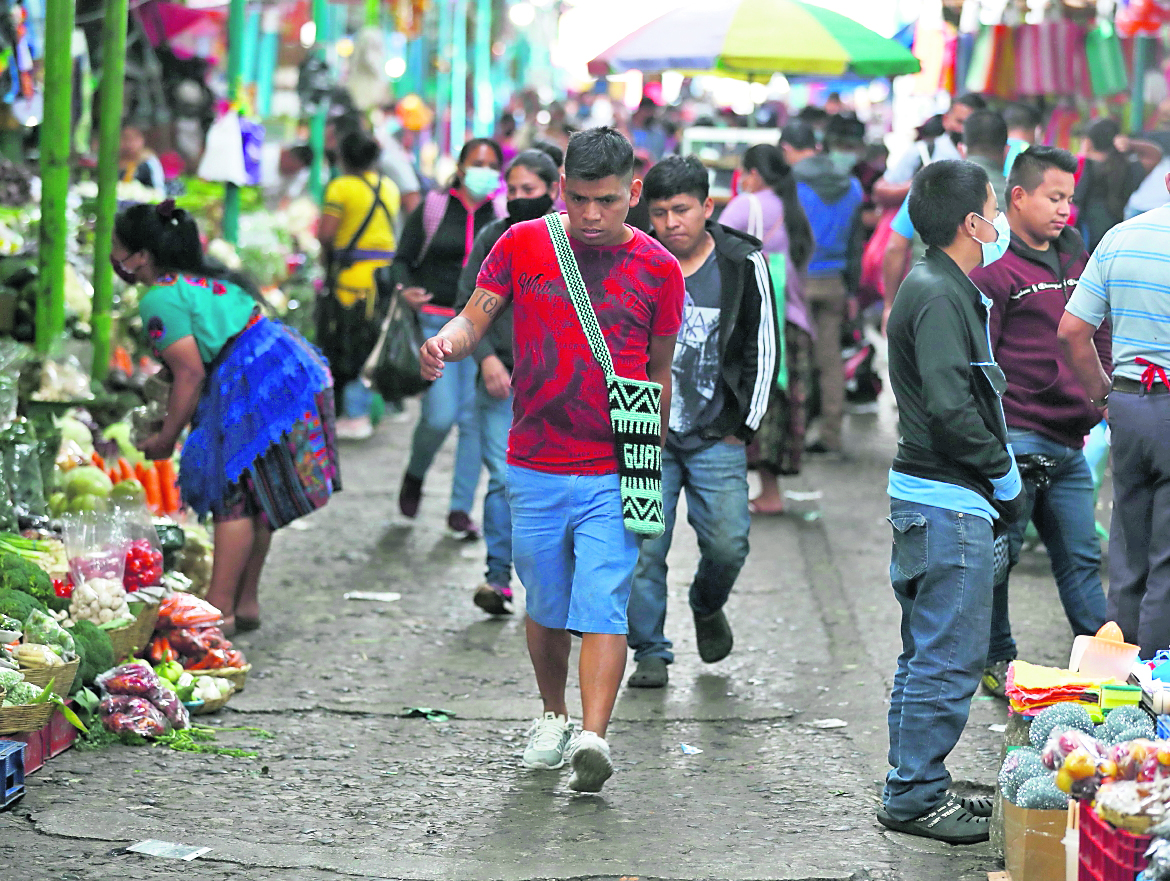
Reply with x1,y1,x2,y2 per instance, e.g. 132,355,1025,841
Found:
973,212,1010,266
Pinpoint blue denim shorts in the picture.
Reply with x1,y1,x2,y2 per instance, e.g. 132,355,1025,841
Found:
506,464,641,634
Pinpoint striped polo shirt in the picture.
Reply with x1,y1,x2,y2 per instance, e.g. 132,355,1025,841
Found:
1066,205,1170,380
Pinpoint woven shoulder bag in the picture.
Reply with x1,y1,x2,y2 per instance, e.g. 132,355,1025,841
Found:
544,214,665,537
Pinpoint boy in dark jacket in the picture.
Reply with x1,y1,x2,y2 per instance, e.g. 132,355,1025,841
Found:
881,159,1026,845
969,146,1111,696
626,155,779,688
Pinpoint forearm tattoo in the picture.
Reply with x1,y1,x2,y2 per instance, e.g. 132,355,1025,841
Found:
441,316,478,360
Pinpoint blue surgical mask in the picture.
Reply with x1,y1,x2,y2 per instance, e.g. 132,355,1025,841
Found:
974,212,1010,266
463,166,501,202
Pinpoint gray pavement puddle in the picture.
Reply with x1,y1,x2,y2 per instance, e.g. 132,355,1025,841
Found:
1,396,1040,880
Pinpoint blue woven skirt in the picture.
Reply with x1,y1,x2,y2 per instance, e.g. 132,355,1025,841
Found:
179,316,341,529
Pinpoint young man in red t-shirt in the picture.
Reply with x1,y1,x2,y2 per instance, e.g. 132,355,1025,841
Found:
420,127,685,792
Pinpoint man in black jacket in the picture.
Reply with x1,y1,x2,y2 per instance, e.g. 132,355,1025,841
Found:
880,159,1027,844
626,155,779,688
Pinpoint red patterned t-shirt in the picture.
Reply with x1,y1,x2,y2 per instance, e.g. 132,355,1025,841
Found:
476,216,685,475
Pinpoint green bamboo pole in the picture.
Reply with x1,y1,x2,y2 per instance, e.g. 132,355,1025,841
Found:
91,0,129,380
36,0,74,354
435,0,451,155
222,0,246,244
308,0,329,202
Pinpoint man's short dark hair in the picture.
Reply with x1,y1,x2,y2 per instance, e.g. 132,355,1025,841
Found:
908,159,991,248
825,113,865,150
1007,145,1078,194
642,155,709,203
797,106,829,125
954,92,988,112
781,121,818,152
1003,103,1040,133
963,110,1008,157
564,127,635,182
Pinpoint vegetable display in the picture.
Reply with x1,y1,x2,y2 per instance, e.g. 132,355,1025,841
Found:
68,578,131,626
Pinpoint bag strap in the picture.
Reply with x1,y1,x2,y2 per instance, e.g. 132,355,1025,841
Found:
544,214,614,377
340,174,390,256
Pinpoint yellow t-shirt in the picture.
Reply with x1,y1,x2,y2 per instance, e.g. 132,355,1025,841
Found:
322,172,401,308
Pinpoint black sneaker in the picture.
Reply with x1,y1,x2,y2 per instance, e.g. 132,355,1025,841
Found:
473,583,513,615
447,510,482,541
694,609,733,663
877,794,990,845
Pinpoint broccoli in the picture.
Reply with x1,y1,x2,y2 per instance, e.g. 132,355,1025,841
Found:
0,551,67,612
0,585,47,622
69,619,114,688
2,679,41,705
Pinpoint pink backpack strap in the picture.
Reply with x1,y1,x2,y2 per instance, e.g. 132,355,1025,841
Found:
417,189,451,265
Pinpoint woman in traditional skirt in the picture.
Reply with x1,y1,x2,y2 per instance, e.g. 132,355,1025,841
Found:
719,144,815,514
111,200,341,633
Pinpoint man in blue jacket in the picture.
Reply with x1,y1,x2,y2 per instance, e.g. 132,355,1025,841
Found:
881,159,1026,845
781,120,864,455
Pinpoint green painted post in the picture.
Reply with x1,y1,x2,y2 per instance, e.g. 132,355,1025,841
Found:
473,0,492,137
256,9,279,117
435,0,452,154
91,0,129,380
36,0,74,354
451,0,468,150
222,0,246,244
308,0,329,202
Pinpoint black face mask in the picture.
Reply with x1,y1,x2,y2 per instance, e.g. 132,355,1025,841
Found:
949,130,963,147
506,194,554,224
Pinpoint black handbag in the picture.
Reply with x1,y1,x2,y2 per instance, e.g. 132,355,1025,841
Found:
360,285,432,402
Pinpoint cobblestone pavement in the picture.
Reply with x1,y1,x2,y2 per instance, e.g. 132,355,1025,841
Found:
0,390,1091,880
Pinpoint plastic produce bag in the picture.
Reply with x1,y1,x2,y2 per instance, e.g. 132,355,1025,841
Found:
0,338,31,428
157,592,223,630
62,512,128,588
196,111,247,186
98,694,169,738
151,687,190,729
95,661,167,702
167,625,228,659
114,501,164,592
0,417,48,523
23,608,75,659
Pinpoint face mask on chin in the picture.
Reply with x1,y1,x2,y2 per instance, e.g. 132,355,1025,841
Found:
949,130,964,147
506,194,554,224
110,254,139,284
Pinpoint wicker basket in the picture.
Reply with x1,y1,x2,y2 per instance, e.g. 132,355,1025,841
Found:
20,657,79,698
0,702,54,735
200,664,250,693
107,602,161,660
188,688,234,716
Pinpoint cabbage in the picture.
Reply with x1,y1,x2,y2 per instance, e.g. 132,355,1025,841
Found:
60,465,112,499
102,423,145,466
55,415,93,455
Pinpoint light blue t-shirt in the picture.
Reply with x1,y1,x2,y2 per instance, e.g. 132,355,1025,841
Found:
891,198,914,239
1066,205,1170,381
1004,137,1029,178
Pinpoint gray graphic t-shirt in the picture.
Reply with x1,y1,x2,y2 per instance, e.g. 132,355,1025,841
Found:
668,249,723,452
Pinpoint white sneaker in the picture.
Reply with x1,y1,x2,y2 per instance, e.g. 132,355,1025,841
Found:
566,730,613,792
522,712,572,770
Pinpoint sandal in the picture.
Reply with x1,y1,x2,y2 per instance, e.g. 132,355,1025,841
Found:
956,793,994,818
877,794,989,845
748,499,784,516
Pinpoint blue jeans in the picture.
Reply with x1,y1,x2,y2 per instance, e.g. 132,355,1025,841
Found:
884,499,993,821
626,441,750,663
507,465,640,634
477,381,512,586
405,311,482,513
986,429,1107,664
342,379,373,419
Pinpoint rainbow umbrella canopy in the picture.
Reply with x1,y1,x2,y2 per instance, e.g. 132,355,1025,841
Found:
587,0,922,80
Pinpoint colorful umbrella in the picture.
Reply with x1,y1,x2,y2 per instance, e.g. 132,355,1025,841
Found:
588,0,921,80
